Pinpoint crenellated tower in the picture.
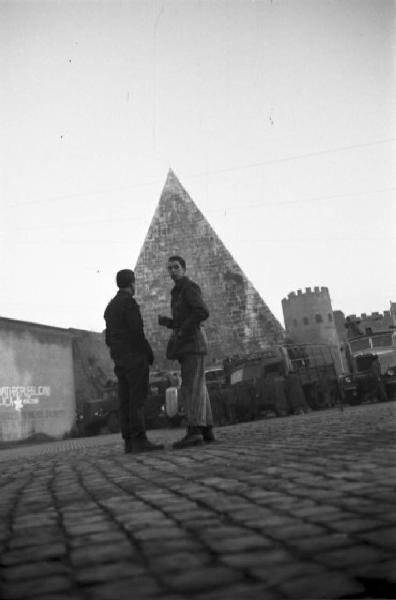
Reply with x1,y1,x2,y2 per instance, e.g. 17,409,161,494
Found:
334,309,395,341
282,286,339,347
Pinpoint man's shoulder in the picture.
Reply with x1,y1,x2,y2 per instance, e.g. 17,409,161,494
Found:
172,277,203,300
104,294,118,316
105,292,137,313
119,293,139,310
184,279,202,296
182,277,201,291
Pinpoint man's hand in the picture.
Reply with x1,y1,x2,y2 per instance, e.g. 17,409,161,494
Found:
158,315,172,327
144,340,154,365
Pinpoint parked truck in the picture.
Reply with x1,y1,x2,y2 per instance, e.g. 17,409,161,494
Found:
228,343,341,417
76,370,182,435
340,329,396,404
75,343,346,434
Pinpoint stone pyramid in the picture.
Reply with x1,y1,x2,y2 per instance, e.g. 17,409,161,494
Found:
134,169,284,368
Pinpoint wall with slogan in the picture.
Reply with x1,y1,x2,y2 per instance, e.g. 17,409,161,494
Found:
0,317,76,441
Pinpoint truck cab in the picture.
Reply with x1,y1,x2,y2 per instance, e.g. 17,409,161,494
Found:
341,330,396,403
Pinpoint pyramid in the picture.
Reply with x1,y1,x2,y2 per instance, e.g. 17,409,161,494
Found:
134,170,284,368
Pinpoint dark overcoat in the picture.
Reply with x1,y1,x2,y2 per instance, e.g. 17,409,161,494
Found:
165,276,209,357
104,290,154,365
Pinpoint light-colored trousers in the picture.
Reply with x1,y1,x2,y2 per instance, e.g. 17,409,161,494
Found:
180,354,213,427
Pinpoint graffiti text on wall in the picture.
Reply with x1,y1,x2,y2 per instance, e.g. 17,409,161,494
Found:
0,386,51,411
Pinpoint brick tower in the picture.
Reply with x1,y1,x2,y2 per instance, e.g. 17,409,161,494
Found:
282,286,339,347
134,169,284,369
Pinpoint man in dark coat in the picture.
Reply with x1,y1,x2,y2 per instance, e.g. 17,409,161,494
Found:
104,269,164,454
159,256,215,448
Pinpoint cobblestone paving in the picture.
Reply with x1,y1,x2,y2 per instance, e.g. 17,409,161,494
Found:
0,402,395,600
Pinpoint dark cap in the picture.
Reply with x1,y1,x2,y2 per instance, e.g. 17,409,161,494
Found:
116,269,135,288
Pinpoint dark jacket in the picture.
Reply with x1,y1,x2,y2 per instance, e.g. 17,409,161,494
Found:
164,277,209,356
104,291,154,364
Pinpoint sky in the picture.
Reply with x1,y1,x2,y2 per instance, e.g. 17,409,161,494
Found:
1,0,395,332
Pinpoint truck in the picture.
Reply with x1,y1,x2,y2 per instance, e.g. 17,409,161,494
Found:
75,344,344,433
340,329,396,404
76,364,230,435
227,343,341,417
76,370,182,435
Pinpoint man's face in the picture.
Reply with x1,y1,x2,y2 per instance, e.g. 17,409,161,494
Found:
167,260,185,281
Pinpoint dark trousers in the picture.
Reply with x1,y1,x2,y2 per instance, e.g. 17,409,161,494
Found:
113,353,148,441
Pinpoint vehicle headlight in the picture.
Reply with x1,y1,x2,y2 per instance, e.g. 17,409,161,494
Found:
387,369,395,376
344,376,351,384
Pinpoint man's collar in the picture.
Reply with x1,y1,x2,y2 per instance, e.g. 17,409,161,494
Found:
174,276,188,288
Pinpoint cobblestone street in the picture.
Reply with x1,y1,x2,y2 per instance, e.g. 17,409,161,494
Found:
0,401,395,600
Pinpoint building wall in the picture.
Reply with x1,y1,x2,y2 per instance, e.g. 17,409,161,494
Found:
391,303,396,326
335,309,395,342
0,318,76,442
134,170,285,369
333,310,348,342
70,328,114,410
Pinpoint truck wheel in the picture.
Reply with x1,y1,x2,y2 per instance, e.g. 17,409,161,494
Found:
347,391,361,406
106,412,120,433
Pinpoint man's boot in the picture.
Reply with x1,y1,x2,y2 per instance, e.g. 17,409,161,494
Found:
200,425,216,443
173,426,203,449
124,438,132,454
130,435,164,453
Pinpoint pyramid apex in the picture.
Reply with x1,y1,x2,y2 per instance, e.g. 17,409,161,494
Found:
164,168,183,192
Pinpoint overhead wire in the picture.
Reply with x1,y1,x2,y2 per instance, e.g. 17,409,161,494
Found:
185,137,396,179
3,184,394,233
4,136,395,209
10,234,396,245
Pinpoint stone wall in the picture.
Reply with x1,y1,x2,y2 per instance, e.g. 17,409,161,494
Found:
70,328,114,410
0,317,76,441
335,309,395,341
0,317,118,441
134,170,284,369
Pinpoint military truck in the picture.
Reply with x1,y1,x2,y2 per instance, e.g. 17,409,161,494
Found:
77,367,225,435
228,344,341,416
340,329,396,404
77,370,178,435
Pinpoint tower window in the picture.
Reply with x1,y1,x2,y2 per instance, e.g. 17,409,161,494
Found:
303,317,309,326
328,313,333,322
315,314,323,323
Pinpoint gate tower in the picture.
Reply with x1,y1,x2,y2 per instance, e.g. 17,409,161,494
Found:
282,286,339,347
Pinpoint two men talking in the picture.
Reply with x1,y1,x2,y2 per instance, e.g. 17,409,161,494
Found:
104,256,214,454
